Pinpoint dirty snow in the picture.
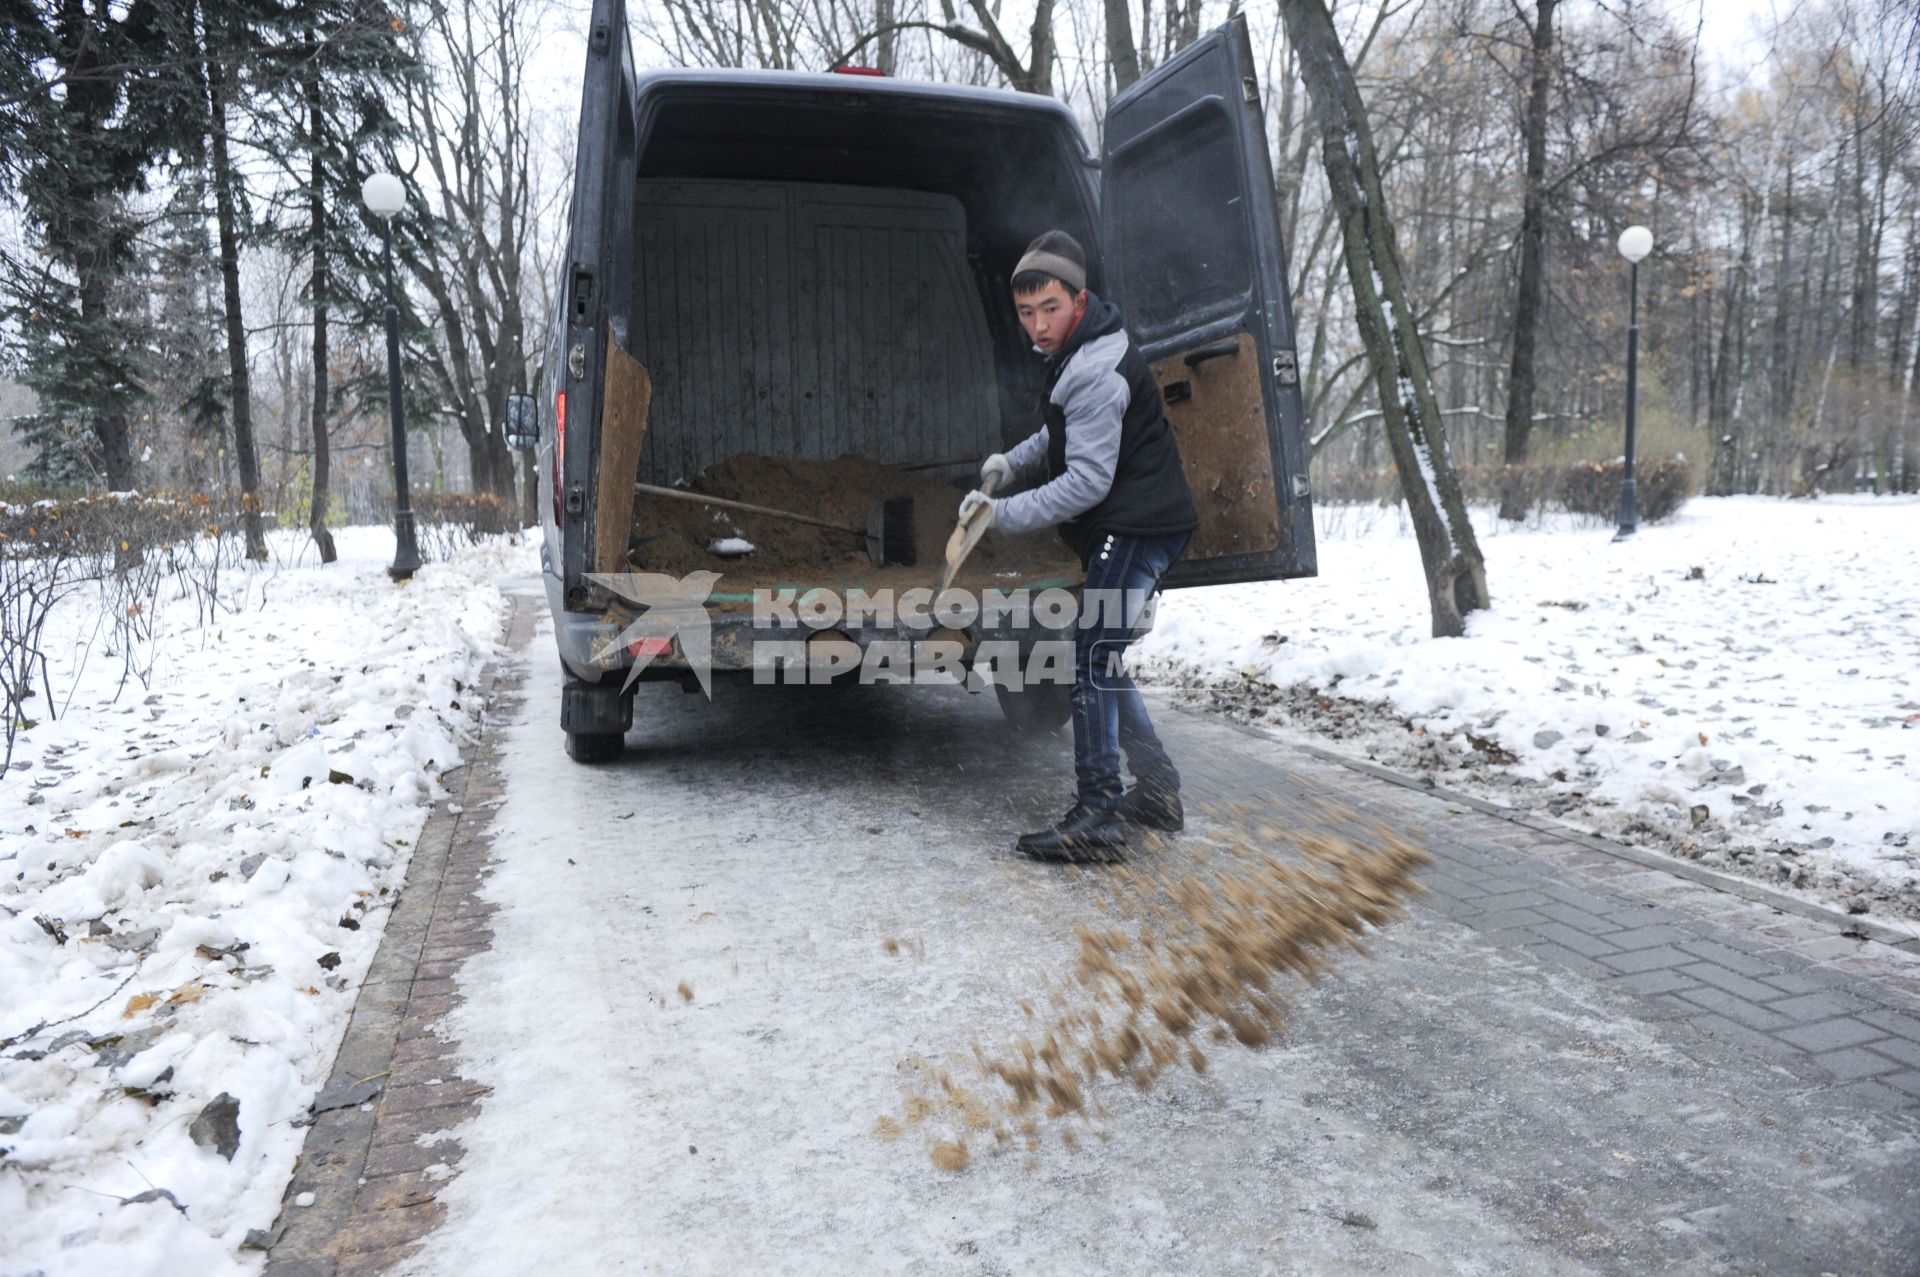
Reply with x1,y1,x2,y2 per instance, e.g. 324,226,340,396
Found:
0,525,534,1276
1135,495,1920,922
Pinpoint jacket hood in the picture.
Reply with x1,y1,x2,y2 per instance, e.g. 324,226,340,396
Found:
1040,290,1124,365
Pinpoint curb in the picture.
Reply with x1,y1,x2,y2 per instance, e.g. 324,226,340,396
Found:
1180,703,1920,957
260,586,536,1276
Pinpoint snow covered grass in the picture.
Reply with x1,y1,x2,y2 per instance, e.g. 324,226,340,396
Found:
1135,495,1920,921
0,524,535,1275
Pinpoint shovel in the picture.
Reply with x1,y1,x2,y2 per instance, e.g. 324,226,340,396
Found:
938,470,1003,592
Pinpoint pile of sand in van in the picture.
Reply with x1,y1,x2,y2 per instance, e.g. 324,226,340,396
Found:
626,452,1077,583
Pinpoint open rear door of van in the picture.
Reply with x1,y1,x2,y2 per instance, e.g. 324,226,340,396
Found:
1100,13,1315,586
558,0,639,611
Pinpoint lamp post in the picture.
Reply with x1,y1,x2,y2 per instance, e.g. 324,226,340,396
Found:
1614,224,1654,541
361,172,423,580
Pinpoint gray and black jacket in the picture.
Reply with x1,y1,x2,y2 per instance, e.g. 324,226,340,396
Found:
996,291,1198,562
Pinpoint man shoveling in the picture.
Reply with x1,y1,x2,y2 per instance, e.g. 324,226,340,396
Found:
959,231,1198,863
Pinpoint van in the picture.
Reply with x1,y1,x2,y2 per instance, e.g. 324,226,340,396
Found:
506,0,1315,761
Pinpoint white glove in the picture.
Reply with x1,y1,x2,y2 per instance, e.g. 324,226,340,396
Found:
957,490,996,527
980,453,1014,491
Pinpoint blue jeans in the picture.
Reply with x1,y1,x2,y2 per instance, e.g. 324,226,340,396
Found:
1071,529,1190,811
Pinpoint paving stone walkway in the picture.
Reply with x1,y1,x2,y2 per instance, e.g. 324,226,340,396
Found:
1199,723,1920,1111
260,591,532,1277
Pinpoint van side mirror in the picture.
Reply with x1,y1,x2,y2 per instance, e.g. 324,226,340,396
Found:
505,393,538,450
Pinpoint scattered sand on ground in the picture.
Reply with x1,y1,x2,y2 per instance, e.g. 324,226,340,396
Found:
884,798,1430,1171
929,1140,971,1172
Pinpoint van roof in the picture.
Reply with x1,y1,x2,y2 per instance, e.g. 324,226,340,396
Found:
630,66,1092,153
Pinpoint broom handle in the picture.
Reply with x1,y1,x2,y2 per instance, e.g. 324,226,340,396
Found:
633,482,860,535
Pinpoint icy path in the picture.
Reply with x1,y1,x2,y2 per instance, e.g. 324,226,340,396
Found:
1135,497,1920,915
1,527,535,1275
400,603,1916,1275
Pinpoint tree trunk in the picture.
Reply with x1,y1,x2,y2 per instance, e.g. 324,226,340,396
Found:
1847,100,1877,370
53,0,137,491
874,0,897,74
77,273,137,491
1770,159,1796,427
205,39,267,561
306,68,337,564
1169,0,1202,55
1025,0,1055,95
1103,0,1140,94
1499,0,1556,521
1279,0,1489,638
1706,201,1752,495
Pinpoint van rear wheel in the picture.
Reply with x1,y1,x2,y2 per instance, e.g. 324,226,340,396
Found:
565,730,626,764
994,682,1072,733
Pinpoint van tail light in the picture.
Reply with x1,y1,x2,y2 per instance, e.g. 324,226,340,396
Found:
552,390,567,524
831,65,884,76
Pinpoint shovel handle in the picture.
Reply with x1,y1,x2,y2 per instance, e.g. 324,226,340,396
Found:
633,482,859,535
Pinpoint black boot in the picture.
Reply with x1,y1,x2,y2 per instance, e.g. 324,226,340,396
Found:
1120,777,1183,832
1016,803,1127,863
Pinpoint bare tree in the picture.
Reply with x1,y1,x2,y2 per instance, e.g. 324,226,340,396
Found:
1104,0,1143,94
1498,0,1556,519
199,2,268,560
396,0,550,504
1280,0,1490,637
828,0,1058,91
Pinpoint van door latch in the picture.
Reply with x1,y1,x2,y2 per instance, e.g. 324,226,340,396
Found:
567,342,586,380
1243,77,1259,104
1272,350,1299,387
570,266,595,322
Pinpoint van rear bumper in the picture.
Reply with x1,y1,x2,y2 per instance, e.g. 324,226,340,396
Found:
543,566,1104,686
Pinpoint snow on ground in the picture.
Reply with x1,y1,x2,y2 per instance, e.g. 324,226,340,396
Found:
0,524,535,1276
1134,496,1920,922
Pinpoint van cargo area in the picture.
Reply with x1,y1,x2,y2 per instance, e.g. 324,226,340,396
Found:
626,453,1079,608
622,169,1087,598
612,90,1106,599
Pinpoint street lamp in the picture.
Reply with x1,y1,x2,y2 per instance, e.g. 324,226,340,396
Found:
361,171,423,580
1614,224,1654,541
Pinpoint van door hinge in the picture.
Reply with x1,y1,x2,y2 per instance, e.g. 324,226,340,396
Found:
565,481,586,515
1272,350,1299,386
1242,76,1259,104
590,19,609,52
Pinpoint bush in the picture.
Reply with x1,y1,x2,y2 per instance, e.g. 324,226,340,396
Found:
1311,456,1695,524
412,491,518,562
1556,457,1693,523
0,492,254,764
